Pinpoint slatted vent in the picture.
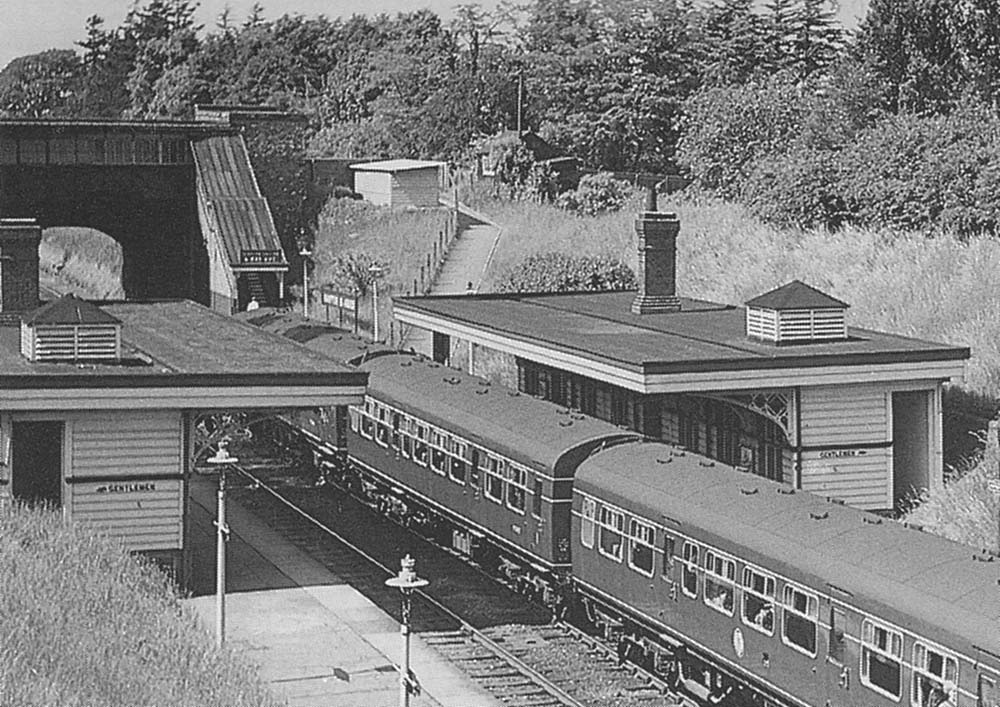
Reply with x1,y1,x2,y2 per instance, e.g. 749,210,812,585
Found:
20,294,122,363
745,280,848,344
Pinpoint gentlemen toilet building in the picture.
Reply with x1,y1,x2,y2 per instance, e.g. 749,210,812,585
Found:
0,219,366,579
394,200,969,511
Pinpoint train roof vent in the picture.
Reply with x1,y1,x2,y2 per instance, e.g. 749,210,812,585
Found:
21,295,122,363
745,280,848,344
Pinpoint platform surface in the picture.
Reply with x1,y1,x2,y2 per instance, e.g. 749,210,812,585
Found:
184,476,502,707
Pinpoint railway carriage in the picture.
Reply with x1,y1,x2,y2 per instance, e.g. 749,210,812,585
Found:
571,441,1000,707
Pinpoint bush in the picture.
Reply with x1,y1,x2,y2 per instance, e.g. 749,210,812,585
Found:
743,147,846,229
676,74,812,198
837,103,1000,235
556,172,635,216
496,252,636,293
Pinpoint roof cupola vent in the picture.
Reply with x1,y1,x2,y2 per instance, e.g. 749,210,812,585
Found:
631,187,681,315
745,280,848,343
21,294,123,362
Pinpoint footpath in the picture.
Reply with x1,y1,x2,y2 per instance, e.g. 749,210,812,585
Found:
183,475,501,707
403,203,501,357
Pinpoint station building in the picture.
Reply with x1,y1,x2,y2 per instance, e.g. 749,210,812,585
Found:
394,200,970,512
0,219,366,579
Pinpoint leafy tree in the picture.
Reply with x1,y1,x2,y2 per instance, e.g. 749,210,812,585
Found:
326,252,390,298
496,252,636,293
0,50,81,117
556,173,636,216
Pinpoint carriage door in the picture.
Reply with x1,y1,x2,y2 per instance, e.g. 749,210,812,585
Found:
11,421,64,506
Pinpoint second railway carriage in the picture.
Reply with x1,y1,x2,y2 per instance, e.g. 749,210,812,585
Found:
571,441,1000,707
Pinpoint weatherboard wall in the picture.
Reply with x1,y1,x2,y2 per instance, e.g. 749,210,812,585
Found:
354,167,441,208
65,410,185,552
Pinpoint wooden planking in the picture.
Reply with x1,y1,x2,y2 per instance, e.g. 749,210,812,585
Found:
71,411,183,478
70,478,183,551
799,384,887,446
800,445,890,509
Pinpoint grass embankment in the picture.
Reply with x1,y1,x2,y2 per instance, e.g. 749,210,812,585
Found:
39,227,125,299
474,191,1000,550
312,199,451,339
0,504,280,707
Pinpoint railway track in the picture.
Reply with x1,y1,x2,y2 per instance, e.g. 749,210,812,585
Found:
227,458,683,707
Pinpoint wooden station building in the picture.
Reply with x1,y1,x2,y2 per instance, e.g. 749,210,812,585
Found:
394,201,970,512
0,219,366,579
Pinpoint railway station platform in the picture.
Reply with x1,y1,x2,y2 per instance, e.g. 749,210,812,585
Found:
183,476,502,707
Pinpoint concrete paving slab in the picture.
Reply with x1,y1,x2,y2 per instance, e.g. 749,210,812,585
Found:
184,476,501,707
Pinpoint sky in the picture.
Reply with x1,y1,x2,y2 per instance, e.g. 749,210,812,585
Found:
0,0,498,71
0,0,868,73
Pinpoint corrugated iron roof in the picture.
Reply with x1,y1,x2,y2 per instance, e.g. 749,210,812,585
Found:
745,280,849,310
23,294,121,326
192,136,287,267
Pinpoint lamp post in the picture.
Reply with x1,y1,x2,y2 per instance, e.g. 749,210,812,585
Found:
300,246,312,318
368,262,384,342
385,554,429,707
206,442,238,647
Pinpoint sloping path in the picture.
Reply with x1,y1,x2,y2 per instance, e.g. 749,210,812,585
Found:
403,203,501,356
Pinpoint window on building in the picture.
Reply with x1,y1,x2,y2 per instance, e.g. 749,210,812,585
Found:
703,551,736,616
860,619,902,700
681,542,699,598
627,519,655,575
661,535,676,578
828,606,846,664
485,456,504,503
581,497,596,548
912,642,958,707
741,567,775,635
507,465,527,513
598,506,624,562
782,585,818,656
531,477,543,517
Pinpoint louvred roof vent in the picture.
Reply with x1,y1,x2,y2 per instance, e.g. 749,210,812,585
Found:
21,294,122,362
745,280,848,344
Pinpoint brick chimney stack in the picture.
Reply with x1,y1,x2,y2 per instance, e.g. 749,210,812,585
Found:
631,187,681,315
0,219,42,322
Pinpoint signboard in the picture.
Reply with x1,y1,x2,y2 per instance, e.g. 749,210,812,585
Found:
321,288,359,332
819,449,870,459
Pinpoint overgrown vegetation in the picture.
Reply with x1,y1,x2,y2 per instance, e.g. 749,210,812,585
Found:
0,504,278,707
39,227,125,299
496,252,635,293
555,173,635,217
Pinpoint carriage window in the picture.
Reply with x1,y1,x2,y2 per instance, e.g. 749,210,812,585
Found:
485,456,504,503
703,551,735,616
828,606,846,664
912,642,957,707
413,425,428,466
360,415,374,439
781,585,818,656
860,619,902,699
681,542,699,598
741,567,775,634
598,506,624,562
449,456,467,484
661,535,676,578
375,422,390,447
430,447,447,475
627,519,655,575
531,477,543,517
507,465,527,513
581,497,596,548
980,675,1000,707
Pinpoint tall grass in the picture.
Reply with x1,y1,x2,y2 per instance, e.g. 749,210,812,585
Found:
39,227,125,299
312,199,451,338
0,504,280,707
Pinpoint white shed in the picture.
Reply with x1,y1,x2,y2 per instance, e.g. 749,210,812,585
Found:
350,159,445,208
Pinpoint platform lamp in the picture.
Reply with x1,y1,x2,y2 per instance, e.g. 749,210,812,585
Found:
385,554,429,707
368,262,385,342
299,246,313,318
206,441,238,647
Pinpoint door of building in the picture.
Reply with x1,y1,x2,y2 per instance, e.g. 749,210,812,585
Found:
891,391,931,508
11,421,63,506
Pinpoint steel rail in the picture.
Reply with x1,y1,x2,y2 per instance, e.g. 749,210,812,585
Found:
233,463,589,707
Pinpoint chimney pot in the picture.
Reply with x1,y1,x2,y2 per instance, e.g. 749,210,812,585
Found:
0,219,42,323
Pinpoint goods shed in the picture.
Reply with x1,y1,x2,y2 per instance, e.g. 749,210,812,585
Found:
350,159,445,208
0,219,366,582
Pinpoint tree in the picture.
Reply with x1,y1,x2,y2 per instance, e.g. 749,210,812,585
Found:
326,252,390,298
0,50,81,117
787,0,843,79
